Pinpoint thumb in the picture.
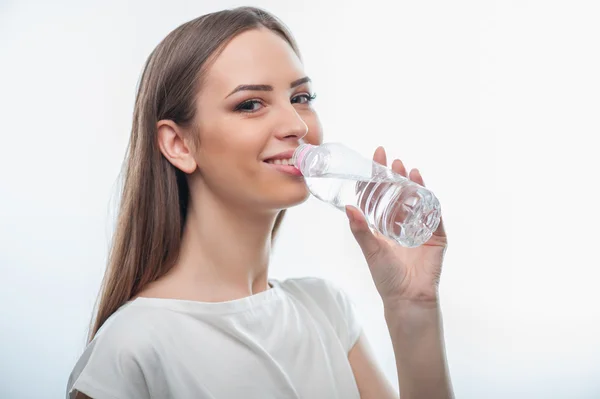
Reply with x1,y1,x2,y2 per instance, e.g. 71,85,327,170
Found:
345,205,381,261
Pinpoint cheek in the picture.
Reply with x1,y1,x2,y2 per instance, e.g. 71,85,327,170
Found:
195,132,259,189
201,119,263,162
304,113,323,145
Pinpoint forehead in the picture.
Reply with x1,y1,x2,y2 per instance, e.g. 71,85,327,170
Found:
202,28,304,93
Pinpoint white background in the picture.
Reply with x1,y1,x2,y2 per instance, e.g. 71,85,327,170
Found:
1,0,599,398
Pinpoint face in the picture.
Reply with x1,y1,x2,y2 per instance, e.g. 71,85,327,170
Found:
188,28,323,212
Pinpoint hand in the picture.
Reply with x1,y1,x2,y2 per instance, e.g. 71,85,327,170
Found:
345,146,448,307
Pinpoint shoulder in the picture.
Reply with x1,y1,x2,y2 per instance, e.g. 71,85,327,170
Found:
75,302,171,371
93,301,172,351
67,303,170,398
275,276,362,352
276,276,338,295
276,276,354,308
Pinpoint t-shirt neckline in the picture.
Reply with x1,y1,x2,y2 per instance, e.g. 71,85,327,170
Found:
128,278,284,315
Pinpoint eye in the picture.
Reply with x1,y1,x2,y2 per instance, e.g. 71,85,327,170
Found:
291,93,317,105
235,99,264,113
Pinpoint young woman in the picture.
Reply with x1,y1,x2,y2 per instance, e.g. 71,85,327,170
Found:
67,6,453,399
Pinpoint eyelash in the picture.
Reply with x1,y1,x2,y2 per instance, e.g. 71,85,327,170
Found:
234,93,317,113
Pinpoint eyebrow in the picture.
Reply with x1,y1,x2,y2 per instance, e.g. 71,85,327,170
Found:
225,76,311,98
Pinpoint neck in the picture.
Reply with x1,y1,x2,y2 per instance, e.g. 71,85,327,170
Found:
167,187,279,302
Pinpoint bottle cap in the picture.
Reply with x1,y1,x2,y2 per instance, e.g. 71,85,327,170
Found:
292,144,314,170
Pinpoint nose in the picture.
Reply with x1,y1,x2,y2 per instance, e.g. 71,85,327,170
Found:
272,103,309,141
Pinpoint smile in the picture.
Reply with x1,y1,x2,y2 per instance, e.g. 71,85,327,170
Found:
263,160,303,177
264,158,293,165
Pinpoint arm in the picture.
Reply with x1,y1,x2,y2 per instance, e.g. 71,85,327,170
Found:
348,301,452,399
384,300,453,399
345,146,454,399
349,334,399,399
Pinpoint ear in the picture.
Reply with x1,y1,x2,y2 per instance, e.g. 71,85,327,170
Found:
156,119,198,174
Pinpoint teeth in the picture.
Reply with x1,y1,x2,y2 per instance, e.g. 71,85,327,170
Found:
266,158,293,165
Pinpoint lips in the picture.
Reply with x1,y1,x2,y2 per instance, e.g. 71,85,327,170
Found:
262,149,297,163
264,162,303,176
261,148,304,176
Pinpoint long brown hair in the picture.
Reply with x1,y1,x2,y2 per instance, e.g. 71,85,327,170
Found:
88,7,301,341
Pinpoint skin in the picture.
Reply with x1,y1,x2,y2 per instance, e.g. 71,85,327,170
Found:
141,28,322,303
77,27,453,398
345,151,453,398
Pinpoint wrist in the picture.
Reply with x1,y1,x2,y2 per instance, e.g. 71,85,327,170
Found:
383,296,441,328
382,290,440,312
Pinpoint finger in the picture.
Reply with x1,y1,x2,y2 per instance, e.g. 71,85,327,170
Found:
345,205,381,260
391,159,408,177
359,146,386,196
365,146,387,196
409,168,425,186
373,146,387,166
434,215,446,237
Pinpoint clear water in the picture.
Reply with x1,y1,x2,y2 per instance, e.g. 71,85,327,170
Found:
305,174,441,247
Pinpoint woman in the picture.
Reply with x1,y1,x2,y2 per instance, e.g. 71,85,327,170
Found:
67,6,453,399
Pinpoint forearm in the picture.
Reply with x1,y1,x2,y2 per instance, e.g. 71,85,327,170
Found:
384,300,454,399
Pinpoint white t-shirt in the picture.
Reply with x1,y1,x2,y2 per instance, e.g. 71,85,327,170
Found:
66,277,363,399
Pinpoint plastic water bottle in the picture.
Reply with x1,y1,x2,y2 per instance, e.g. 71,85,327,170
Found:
292,142,441,247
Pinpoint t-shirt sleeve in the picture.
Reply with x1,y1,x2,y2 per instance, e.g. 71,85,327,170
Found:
325,279,363,352
288,277,363,353
66,320,154,399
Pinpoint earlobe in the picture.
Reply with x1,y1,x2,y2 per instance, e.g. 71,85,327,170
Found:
156,120,198,174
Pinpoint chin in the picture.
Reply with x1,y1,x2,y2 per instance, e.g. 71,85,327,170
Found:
264,183,310,210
